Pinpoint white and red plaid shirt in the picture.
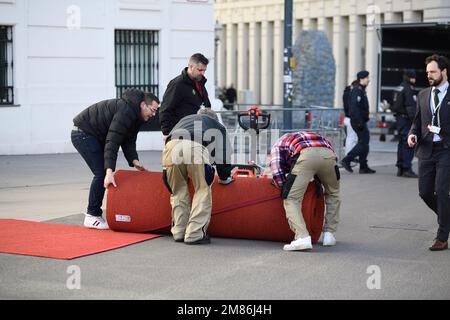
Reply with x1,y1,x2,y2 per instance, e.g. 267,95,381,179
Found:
269,131,335,188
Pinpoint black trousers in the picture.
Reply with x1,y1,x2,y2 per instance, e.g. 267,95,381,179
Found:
345,123,369,169
396,115,415,170
418,143,450,241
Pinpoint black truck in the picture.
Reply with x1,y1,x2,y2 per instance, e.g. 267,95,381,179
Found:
375,22,450,139
379,22,450,110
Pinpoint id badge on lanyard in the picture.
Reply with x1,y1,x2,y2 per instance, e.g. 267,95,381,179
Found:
430,87,448,137
431,88,448,129
431,90,445,134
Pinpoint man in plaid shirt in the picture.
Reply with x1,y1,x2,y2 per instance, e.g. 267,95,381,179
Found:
270,131,341,251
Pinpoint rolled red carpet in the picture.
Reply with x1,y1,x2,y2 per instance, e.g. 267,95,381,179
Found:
106,171,324,243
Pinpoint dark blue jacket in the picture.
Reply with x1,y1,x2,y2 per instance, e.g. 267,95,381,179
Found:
349,84,369,129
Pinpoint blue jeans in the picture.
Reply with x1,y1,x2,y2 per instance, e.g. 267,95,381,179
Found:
396,115,415,170
71,129,105,216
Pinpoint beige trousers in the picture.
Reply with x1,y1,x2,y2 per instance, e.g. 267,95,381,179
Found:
162,139,212,242
283,147,341,239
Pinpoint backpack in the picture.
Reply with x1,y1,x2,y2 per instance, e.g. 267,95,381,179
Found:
342,86,351,116
390,86,404,113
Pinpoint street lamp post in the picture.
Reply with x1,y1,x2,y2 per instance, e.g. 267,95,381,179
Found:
283,0,293,130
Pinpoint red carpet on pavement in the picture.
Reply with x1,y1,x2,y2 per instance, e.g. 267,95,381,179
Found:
0,219,161,260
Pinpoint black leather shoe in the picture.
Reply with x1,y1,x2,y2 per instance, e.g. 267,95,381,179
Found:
429,239,448,251
402,170,418,178
340,159,353,173
359,167,376,174
397,167,403,177
174,238,184,243
185,235,211,245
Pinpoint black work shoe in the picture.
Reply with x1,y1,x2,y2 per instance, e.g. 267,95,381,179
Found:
402,170,418,178
185,235,211,245
359,167,376,174
397,167,403,177
174,238,184,243
340,159,353,173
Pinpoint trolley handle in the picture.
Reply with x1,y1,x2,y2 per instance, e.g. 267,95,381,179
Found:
259,114,271,130
237,106,271,133
237,113,250,131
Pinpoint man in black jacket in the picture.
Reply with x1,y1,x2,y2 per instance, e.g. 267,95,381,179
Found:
392,69,417,177
408,54,450,251
72,88,160,229
162,109,233,244
159,53,211,136
340,70,376,174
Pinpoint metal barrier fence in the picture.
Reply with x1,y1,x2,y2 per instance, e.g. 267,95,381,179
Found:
215,106,345,168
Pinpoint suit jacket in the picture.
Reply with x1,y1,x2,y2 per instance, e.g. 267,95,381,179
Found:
409,86,450,159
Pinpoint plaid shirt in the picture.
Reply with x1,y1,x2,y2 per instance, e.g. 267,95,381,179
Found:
269,131,335,188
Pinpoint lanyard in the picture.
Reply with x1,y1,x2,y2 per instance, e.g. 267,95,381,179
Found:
431,87,447,127
431,100,442,127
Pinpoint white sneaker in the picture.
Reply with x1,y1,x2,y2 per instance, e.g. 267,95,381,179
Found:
322,232,336,246
83,214,109,230
283,236,312,251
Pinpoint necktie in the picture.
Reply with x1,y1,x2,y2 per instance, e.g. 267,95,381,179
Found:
434,88,440,108
433,88,440,126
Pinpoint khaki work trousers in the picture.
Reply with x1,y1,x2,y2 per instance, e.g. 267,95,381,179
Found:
162,139,212,242
284,147,341,239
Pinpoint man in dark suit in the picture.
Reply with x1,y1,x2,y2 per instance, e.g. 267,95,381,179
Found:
408,54,450,251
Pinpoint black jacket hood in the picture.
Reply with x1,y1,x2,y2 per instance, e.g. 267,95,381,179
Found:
122,88,144,109
122,88,145,122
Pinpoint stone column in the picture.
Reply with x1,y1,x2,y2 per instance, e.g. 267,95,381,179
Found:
273,19,283,105
348,14,363,83
249,21,261,104
302,1,311,30
293,19,303,43
365,4,381,113
318,17,333,46
260,20,273,105
303,18,311,30
216,24,226,89
237,22,249,93
226,23,237,89
333,15,348,108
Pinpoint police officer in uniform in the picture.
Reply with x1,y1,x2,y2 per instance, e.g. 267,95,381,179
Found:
392,69,418,177
341,70,376,174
